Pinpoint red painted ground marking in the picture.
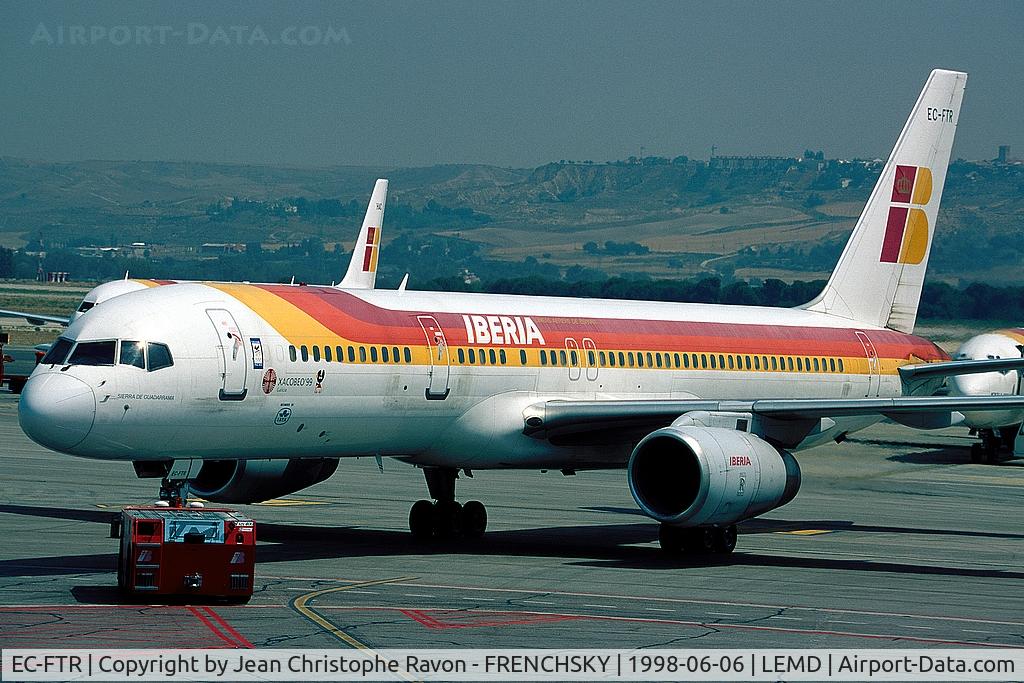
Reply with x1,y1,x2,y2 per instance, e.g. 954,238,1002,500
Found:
201,606,255,648
0,606,232,648
400,609,581,630
370,607,1016,648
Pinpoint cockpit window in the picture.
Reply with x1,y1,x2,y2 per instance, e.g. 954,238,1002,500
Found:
68,340,116,366
77,300,96,313
41,337,74,365
119,340,146,369
147,342,173,371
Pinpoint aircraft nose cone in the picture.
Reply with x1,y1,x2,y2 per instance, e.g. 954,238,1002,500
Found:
949,372,997,397
18,373,96,452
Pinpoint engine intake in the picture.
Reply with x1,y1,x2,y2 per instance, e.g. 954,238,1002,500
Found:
628,426,800,527
190,458,339,503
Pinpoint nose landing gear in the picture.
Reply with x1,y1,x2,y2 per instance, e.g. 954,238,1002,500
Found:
409,466,487,540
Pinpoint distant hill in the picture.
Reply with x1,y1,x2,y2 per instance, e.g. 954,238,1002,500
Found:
0,155,1021,286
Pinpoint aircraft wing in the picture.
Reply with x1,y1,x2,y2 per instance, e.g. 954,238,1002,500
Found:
0,309,70,326
523,395,1024,439
899,357,1024,381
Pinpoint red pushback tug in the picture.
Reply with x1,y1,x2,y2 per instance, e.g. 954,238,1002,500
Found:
113,505,256,602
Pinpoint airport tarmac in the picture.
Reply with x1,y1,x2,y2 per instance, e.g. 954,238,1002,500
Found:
1,389,1023,651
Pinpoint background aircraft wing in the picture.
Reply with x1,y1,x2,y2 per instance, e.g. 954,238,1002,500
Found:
0,309,70,326
898,357,1024,381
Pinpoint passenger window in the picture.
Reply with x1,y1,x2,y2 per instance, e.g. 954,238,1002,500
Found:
469,348,477,364
588,350,596,366
838,358,845,372
348,346,355,363
771,357,778,371
805,357,811,371
370,347,378,363
381,346,389,363
701,354,708,369
762,356,769,370
718,354,725,369
312,346,321,362
500,349,507,364
559,350,567,366
478,349,486,365
119,340,146,369
520,349,527,365
570,350,578,366
682,353,690,369
787,357,794,371
628,353,635,367
147,342,173,371
43,337,74,365
645,352,653,367
288,345,297,362
618,352,625,366
539,350,547,366
753,356,760,370
393,347,400,363
301,345,309,362
404,348,411,363
727,355,734,370
489,349,497,364
710,355,717,369
598,351,606,366
637,353,644,368
325,346,332,362
458,348,466,364
796,357,803,371
655,354,662,368
337,346,344,362
359,347,367,363
608,352,616,367
674,353,681,368
829,358,836,372
813,357,820,372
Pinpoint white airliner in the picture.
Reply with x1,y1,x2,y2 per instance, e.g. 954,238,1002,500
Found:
20,70,1024,556
941,328,1024,461
0,180,389,325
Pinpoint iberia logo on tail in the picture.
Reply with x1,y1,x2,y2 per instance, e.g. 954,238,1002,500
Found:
880,165,932,264
361,226,381,273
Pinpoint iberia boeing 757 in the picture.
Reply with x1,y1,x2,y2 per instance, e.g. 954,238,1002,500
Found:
20,69,1020,556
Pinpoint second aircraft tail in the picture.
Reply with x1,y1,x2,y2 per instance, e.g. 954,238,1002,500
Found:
339,178,388,290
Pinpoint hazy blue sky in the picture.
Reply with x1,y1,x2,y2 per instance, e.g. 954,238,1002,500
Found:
2,1,1021,167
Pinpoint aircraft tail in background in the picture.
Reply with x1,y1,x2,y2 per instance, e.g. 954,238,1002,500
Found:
339,178,388,290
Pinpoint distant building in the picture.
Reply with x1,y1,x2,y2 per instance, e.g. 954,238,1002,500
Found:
200,243,245,255
708,156,795,171
997,145,1010,163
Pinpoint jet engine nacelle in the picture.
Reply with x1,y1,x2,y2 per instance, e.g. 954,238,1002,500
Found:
627,426,800,527
189,458,339,503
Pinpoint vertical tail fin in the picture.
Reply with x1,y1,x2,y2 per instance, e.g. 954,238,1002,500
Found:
803,69,966,333
339,179,388,289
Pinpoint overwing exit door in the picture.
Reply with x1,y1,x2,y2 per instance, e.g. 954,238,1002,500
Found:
206,308,247,400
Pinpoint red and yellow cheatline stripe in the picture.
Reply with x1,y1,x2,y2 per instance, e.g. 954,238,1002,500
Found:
209,283,947,373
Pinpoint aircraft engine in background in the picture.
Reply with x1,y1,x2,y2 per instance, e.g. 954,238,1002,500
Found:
186,458,340,503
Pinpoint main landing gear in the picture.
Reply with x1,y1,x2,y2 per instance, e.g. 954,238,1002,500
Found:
409,467,488,540
969,425,1020,464
657,523,737,556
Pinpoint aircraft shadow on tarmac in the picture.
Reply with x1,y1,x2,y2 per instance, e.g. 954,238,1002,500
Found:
847,438,1024,466
4,504,1024,587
